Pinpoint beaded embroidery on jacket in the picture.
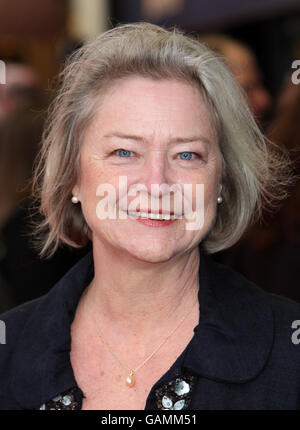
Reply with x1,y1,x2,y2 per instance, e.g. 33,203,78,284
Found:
36,373,195,410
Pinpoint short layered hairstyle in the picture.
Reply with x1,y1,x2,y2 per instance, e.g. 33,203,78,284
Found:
33,22,291,257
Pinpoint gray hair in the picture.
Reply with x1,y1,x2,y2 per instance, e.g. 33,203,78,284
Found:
33,22,291,257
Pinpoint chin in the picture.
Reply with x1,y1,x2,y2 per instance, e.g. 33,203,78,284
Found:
126,242,178,264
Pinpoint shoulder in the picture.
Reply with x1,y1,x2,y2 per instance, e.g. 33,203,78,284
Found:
0,297,43,409
0,296,42,345
0,296,44,348
207,255,300,398
266,291,300,350
208,253,300,316
208,254,300,357
0,251,93,409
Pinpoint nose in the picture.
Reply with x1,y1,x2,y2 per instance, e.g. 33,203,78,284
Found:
142,150,171,198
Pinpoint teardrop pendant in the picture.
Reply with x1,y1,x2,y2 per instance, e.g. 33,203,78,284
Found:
125,370,135,387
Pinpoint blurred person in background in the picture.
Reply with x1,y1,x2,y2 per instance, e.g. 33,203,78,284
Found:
199,34,272,128
0,102,43,227
219,79,300,302
0,92,90,311
0,100,43,310
0,58,43,311
0,58,42,123
200,33,300,302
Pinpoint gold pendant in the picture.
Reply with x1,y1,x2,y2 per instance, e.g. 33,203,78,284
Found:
125,370,135,387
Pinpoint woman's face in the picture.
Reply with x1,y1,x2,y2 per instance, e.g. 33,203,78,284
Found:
73,76,223,262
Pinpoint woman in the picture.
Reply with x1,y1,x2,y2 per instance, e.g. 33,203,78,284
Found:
0,22,299,411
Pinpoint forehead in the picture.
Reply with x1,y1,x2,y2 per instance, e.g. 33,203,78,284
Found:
88,76,217,142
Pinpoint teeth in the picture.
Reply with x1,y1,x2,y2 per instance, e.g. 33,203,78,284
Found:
127,211,179,220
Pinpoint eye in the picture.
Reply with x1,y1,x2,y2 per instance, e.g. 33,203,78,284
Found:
178,152,200,161
113,149,134,158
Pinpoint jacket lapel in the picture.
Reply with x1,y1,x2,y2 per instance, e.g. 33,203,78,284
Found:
183,250,274,382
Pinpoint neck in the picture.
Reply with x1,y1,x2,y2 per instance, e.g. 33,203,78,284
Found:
83,239,200,334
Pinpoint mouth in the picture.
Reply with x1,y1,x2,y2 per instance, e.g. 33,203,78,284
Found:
126,209,182,221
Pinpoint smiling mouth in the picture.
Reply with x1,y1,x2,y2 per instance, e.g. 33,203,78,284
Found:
124,209,182,221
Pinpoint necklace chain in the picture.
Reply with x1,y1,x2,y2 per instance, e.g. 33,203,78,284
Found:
86,290,199,387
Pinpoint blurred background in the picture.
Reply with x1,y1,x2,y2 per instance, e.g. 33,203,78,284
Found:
0,0,300,312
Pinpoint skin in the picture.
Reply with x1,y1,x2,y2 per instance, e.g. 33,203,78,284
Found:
72,75,223,345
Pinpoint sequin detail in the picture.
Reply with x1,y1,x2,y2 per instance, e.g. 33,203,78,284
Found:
154,374,195,410
36,387,79,410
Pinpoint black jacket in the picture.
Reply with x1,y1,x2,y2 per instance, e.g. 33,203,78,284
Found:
0,249,300,410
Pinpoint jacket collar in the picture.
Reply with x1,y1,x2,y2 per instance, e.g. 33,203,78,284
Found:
11,248,274,409
11,252,94,409
183,251,274,383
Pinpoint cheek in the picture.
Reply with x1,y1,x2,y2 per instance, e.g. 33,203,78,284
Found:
80,173,98,203
188,172,219,206
79,155,107,198
77,167,103,223
204,178,219,200
78,161,123,228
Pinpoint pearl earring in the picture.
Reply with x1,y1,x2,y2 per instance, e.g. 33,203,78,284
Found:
71,196,79,204
217,196,223,204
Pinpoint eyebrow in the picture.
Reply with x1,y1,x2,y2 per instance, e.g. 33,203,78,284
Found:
102,132,210,145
